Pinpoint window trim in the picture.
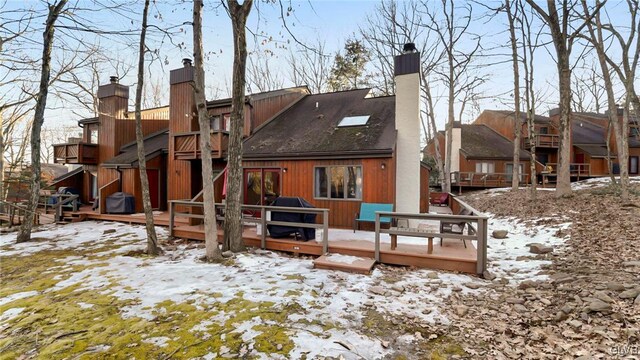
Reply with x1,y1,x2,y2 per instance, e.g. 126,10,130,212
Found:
474,161,495,174
313,165,363,201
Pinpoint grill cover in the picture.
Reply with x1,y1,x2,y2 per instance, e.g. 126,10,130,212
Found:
106,192,135,214
267,196,316,241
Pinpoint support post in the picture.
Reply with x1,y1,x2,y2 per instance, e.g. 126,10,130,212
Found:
322,209,329,254
169,201,174,237
260,207,266,249
476,217,487,275
374,212,381,262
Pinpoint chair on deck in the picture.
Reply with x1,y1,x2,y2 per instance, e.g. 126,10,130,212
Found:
431,193,449,207
439,208,473,248
353,203,393,233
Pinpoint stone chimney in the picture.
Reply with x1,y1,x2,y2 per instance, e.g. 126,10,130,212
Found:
447,121,462,173
394,43,421,214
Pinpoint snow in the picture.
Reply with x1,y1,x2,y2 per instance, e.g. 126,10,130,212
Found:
485,214,571,282
142,336,171,348
0,211,570,358
0,291,39,306
323,253,365,264
0,307,25,322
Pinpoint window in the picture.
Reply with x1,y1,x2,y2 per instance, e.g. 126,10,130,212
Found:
210,113,231,131
539,126,549,134
475,162,495,174
86,124,98,144
630,156,639,175
338,115,370,127
314,166,362,200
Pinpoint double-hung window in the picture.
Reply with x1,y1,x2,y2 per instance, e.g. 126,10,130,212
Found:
475,162,495,174
314,165,363,200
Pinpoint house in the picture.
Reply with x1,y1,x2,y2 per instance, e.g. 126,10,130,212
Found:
424,108,640,189
51,51,430,228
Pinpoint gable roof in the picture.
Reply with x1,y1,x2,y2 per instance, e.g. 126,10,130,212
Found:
102,129,168,168
485,109,550,124
572,118,606,144
460,124,531,160
206,86,309,109
243,89,396,159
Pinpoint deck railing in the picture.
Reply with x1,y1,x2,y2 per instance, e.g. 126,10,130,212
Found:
450,171,531,187
374,207,488,275
52,143,98,164
168,200,330,253
525,134,559,148
172,130,229,160
546,162,591,177
98,179,120,214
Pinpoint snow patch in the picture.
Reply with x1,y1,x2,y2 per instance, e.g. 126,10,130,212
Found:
0,291,39,306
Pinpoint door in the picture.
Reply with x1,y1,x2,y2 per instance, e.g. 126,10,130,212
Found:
146,169,160,209
506,163,524,183
243,168,281,217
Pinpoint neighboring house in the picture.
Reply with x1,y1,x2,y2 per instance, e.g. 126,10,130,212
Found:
51,50,429,228
425,108,640,188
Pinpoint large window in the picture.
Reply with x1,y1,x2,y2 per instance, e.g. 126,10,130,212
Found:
475,162,495,174
630,156,639,175
210,113,231,131
314,166,362,200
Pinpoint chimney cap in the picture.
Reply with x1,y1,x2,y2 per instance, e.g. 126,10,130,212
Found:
109,76,118,84
403,43,417,54
182,58,192,67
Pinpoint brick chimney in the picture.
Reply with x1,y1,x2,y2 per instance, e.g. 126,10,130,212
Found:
168,59,198,201
394,43,421,214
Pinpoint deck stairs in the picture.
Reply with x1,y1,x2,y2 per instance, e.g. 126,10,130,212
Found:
313,254,376,274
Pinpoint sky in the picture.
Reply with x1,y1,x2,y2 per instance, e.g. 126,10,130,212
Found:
1,0,638,142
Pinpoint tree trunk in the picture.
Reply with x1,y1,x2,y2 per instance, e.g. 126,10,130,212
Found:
134,0,160,255
0,109,4,213
506,0,521,191
555,61,572,197
17,0,67,243
444,51,454,194
194,0,223,262
423,79,446,191
223,0,252,253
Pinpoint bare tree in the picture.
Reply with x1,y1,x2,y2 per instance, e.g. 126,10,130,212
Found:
247,51,284,93
423,0,482,193
40,124,80,163
134,0,160,255
524,0,603,197
287,39,331,94
194,0,223,262
17,0,68,243
571,61,606,113
505,0,523,191
224,0,253,253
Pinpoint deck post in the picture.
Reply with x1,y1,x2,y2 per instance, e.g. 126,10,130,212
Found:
169,201,174,237
260,207,266,249
374,213,380,262
322,209,329,254
476,217,488,275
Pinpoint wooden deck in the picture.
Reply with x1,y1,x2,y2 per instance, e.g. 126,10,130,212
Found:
63,205,479,274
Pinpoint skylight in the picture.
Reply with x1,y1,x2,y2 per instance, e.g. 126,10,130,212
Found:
338,115,370,127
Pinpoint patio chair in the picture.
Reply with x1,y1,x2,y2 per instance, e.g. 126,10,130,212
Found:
439,208,473,248
353,203,394,233
431,193,449,207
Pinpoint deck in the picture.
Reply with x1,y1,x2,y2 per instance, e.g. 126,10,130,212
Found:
64,204,480,274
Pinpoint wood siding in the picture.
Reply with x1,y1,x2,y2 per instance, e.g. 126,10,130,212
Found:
168,80,196,201
420,165,430,213
249,92,306,132
243,157,395,228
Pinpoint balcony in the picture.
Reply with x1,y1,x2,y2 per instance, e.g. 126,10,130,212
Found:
450,171,531,188
172,130,229,160
53,143,98,164
524,134,559,148
546,163,591,177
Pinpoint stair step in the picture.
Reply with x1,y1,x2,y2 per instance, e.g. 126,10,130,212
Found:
313,254,376,274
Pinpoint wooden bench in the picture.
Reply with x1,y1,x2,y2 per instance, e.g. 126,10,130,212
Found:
390,223,435,254
353,203,393,232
